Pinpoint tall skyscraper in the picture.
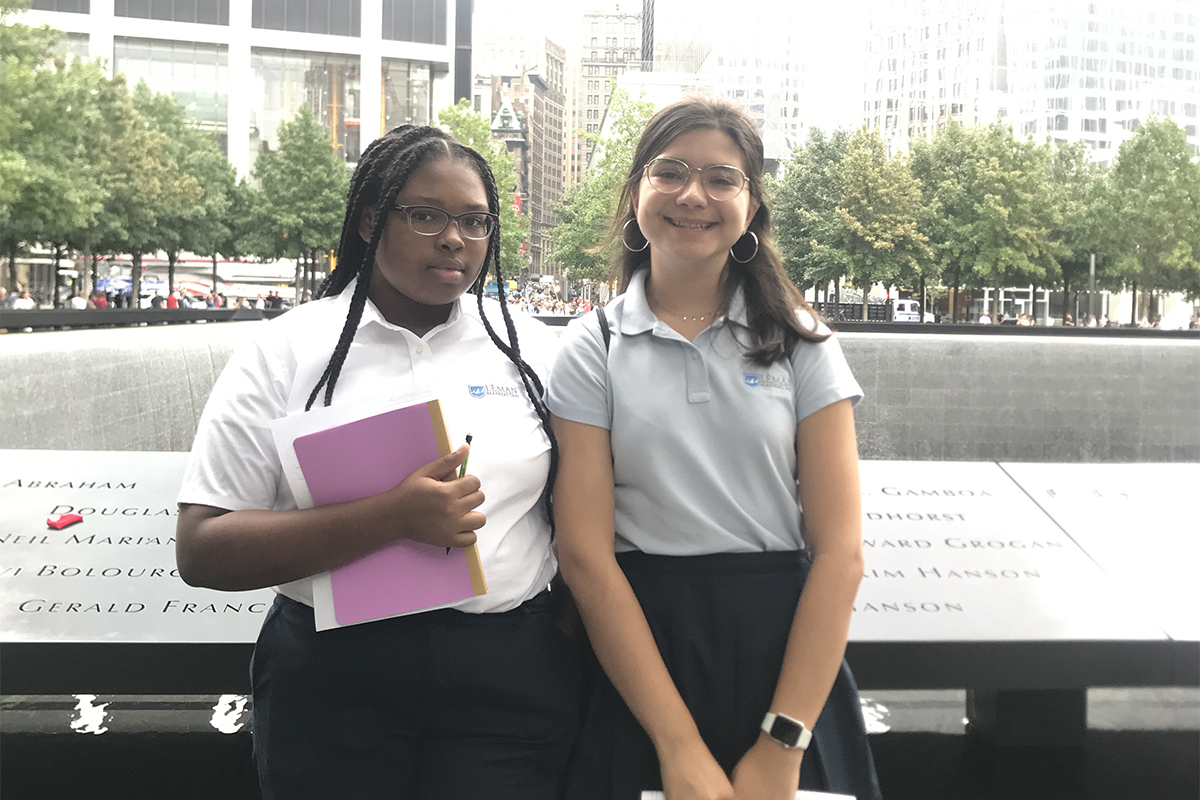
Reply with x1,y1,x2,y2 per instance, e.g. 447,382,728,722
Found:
528,41,568,277
861,0,1200,163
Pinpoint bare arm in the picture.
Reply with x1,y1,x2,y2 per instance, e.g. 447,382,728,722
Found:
551,414,734,800
176,445,484,591
731,398,865,799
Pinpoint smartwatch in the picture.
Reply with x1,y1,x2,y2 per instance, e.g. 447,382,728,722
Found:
761,711,812,750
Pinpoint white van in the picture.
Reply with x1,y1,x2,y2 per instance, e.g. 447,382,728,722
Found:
893,299,922,322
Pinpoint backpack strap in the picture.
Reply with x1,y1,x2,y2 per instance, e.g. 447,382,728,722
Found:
596,306,611,353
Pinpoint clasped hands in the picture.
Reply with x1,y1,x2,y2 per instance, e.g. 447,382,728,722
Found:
661,735,803,800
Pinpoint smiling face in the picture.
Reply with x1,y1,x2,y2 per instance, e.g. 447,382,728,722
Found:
632,127,760,276
361,156,490,332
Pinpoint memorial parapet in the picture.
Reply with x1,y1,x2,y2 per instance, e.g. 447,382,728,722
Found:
0,450,272,694
2,449,1196,697
846,461,1198,690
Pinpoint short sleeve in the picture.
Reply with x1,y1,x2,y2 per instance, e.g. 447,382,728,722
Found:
178,335,290,511
791,332,863,423
545,312,611,430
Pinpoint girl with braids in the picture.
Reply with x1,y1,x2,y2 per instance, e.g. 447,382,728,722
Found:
546,98,881,800
176,126,580,799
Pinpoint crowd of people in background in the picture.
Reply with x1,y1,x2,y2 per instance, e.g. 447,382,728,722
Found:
505,284,595,316
3,279,1197,329
0,283,291,311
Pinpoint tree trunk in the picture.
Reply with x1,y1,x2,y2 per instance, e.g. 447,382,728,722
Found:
132,252,142,308
212,254,219,291
834,278,841,320
309,249,319,299
861,285,869,321
1062,276,1070,324
1131,280,1138,325
52,245,63,309
294,252,304,305
168,252,177,295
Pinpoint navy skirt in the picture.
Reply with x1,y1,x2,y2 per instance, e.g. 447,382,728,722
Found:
565,550,881,800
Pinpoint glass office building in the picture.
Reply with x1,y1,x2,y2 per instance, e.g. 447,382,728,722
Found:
25,0,466,176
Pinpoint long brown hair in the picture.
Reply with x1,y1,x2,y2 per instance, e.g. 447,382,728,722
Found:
610,96,827,363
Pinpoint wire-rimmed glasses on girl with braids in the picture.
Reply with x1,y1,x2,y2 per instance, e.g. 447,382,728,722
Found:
642,157,748,201
392,205,498,240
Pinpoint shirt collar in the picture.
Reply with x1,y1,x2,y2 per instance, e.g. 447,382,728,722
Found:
619,268,751,333
341,276,465,335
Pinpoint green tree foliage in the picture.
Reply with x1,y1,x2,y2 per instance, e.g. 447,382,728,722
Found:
0,2,57,220
1103,116,1200,310
833,128,930,319
131,83,206,294
910,122,1061,319
969,124,1062,316
547,88,656,283
251,103,349,300
770,127,850,292
437,98,526,277
1,11,108,288
1048,139,1107,322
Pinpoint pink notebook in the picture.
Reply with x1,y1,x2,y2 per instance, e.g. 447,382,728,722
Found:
291,399,487,628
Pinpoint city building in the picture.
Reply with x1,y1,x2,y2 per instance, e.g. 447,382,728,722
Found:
861,0,1200,163
637,1,823,154
527,40,567,278
22,0,473,177
471,36,568,278
571,5,642,185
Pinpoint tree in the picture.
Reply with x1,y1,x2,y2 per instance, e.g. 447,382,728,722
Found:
252,103,349,301
437,98,527,277
1048,139,1107,323
182,137,240,289
131,83,207,294
968,124,1062,318
770,127,850,299
911,122,1062,321
1,10,108,297
831,127,930,320
1104,116,1200,318
547,88,656,283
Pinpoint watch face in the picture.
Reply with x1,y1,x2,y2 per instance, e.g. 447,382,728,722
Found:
769,715,802,747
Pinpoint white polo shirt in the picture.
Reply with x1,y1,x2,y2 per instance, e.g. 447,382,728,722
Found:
546,269,863,555
179,281,560,613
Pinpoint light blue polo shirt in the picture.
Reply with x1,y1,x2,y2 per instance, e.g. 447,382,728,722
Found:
546,269,863,555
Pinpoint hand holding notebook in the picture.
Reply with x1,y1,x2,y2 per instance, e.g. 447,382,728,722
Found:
271,395,489,630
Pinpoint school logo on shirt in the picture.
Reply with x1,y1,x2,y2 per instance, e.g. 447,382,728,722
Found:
744,373,790,391
468,384,521,399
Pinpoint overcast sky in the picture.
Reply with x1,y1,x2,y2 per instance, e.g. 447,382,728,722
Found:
474,0,873,130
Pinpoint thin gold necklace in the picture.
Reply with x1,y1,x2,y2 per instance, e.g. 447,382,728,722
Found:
648,285,718,322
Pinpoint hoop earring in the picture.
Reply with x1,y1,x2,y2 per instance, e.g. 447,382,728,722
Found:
622,219,649,252
730,231,759,264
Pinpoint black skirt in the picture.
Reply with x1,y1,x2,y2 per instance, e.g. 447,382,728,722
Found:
565,550,882,800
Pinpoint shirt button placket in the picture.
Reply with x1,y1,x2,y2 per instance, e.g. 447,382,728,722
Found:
412,342,433,383
686,346,711,404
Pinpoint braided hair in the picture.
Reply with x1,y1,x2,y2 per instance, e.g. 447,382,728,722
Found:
305,125,558,529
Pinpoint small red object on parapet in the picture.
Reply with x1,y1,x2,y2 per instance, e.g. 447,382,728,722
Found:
46,513,84,530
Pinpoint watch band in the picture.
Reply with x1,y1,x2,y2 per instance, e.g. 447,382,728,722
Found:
761,711,812,750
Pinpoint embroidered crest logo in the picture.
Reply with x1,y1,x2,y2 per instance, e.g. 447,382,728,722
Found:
468,386,486,398
743,373,760,388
